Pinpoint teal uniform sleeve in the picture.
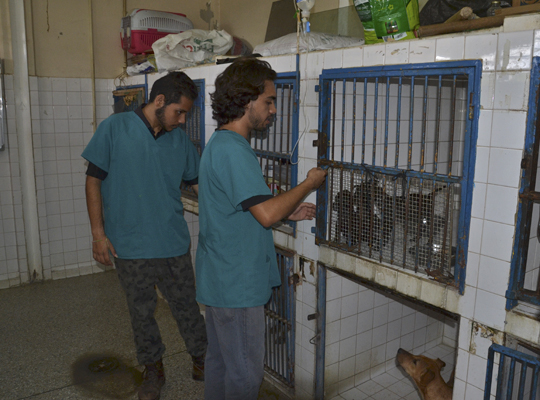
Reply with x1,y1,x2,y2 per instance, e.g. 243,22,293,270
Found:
212,138,271,211
81,117,113,173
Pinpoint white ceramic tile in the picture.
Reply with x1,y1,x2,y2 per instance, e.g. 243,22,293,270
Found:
473,146,489,183
481,220,515,262
268,55,293,73
339,335,357,362
340,315,358,340
363,43,385,66
487,148,522,187
466,352,490,393
66,78,81,92
497,31,534,71
80,78,92,92
301,51,322,80
534,29,540,57
468,217,483,254
465,34,498,71
341,293,359,319
67,92,82,106
477,255,511,297
338,355,356,381
52,92,67,106
471,182,486,219
325,48,344,69
466,251,480,289
409,39,436,64
493,72,529,111
327,275,342,301
357,310,374,334
385,41,409,65
484,184,518,225
342,47,363,69
357,288,375,313
480,72,495,110
373,304,389,328
436,37,465,61
51,78,67,92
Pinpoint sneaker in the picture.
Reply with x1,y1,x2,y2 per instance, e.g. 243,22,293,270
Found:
192,355,205,381
138,359,165,400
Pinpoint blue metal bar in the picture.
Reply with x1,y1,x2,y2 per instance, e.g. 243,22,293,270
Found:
484,345,496,399
384,77,390,167
420,75,428,172
314,263,327,400
495,353,506,398
362,78,368,164
351,78,357,164
408,76,415,169
395,76,402,169
373,77,379,166
505,358,516,399
341,79,346,162
517,360,526,400
433,75,442,175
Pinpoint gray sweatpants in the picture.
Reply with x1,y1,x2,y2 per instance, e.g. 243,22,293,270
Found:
115,253,207,365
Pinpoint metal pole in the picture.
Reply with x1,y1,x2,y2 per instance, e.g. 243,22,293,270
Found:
9,0,42,281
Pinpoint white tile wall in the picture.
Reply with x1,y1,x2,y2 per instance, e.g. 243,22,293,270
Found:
325,273,458,395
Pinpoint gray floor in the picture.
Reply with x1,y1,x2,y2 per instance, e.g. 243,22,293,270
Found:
0,270,291,400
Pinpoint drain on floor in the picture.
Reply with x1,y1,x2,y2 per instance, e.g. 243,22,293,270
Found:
72,353,140,399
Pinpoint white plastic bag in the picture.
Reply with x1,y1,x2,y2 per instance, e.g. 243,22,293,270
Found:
253,32,364,57
152,29,233,72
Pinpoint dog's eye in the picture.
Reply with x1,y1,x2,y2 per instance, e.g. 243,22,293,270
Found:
413,360,417,365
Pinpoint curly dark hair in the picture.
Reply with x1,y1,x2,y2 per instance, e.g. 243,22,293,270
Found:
149,71,198,105
211,57,277,127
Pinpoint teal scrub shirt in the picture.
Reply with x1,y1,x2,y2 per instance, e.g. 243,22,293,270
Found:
196,130,281,308
81,111,200,259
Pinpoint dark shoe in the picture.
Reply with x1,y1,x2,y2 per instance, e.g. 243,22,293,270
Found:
192,355,205,381
138,359,165,400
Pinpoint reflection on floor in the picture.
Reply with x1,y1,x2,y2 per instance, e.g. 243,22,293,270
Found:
0,270,290,400
329,344,455,400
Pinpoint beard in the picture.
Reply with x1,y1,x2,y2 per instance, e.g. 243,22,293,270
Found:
248,111,275,133
155,105,172,132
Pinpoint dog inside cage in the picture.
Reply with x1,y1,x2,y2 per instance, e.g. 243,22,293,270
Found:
330,169,457,277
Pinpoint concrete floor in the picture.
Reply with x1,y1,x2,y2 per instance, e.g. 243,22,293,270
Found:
0,270,292,400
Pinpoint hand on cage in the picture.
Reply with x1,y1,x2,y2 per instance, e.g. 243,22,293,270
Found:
288,202,316,221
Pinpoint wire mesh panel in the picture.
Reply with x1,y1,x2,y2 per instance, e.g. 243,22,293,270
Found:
316,62,481,291
485,343,540,400
250,74,298,233
264,247,296,388
181,79,205,200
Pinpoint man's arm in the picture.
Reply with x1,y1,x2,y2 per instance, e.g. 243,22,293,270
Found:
85,175,117,265
249,167,327,228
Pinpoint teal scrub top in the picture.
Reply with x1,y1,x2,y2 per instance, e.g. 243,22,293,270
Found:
196,130,281,308
81,111,200,259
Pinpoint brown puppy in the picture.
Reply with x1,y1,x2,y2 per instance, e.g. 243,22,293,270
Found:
396,348,453,400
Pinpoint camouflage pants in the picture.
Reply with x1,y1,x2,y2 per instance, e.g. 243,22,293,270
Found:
115,253,207,365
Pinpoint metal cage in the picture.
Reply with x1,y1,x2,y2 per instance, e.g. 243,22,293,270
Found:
315,61,482,293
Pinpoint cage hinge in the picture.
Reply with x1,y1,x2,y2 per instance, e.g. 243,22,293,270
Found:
315,85,320,92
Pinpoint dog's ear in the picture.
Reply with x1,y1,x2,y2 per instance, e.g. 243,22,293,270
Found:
420,369,435,386
436,358,446,370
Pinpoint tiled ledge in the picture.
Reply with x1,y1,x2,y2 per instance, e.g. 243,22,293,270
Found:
506,304,540,344
319,245,461,315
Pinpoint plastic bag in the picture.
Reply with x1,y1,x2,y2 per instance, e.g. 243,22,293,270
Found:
253,32,364,57
353,0,384,44
369,0,419,42
152,29,233,72
419,0,494,25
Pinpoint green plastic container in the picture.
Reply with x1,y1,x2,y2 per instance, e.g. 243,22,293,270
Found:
369,0,419,42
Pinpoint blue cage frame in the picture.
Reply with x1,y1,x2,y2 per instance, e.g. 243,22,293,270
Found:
315,61,482,294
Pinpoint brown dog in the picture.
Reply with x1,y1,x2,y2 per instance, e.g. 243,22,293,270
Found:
396,348,453,400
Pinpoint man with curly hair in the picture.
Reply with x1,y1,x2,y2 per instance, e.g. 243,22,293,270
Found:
196,57,327,399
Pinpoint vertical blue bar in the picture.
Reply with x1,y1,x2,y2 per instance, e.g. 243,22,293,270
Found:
395,76,402,168
341,79,347,162
362,78,368,164
373,77,379,165
314,263,327,400
384,77,390,167
352,79,357,164
408,76,415,169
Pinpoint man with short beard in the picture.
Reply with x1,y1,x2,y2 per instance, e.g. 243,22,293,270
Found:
82,72,207,400
196,58,327,400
